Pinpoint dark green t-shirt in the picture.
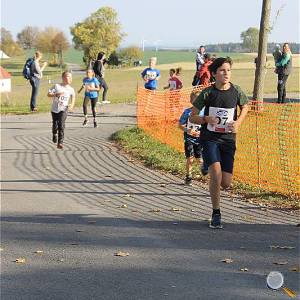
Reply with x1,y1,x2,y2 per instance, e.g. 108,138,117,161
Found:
193,83,248,141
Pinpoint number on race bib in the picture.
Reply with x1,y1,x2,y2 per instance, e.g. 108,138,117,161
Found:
207,107,234,133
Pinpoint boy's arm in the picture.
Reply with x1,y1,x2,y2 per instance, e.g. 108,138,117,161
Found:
78,85,84,94
228,104,249,133
69,92,76,111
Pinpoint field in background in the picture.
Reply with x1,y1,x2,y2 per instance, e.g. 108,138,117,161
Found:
1,49,299,113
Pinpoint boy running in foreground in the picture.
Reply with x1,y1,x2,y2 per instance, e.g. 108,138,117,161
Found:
190,57,249,229
48,71,75,149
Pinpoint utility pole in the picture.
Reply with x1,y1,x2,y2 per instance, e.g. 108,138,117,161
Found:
253,0,272,104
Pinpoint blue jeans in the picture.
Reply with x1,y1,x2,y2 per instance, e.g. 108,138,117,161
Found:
29,77,40,110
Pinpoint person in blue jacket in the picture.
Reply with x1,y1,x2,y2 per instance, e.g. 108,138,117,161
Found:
141,57,160,90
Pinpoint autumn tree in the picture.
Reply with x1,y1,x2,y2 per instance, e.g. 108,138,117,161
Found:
35,27,69,65
240,27,259,52
119,46,143,66
70,7,125,65
0,27,23,56
17,26,39,49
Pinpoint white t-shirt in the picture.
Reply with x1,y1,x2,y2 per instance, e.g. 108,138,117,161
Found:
50,84,75,113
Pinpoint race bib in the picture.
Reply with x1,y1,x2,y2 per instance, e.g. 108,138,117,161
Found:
187,119,201,136
169,80,177,90
207,107,234,133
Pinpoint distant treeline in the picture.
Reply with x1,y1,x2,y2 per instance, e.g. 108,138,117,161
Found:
152,43,300,54
204,42,300,54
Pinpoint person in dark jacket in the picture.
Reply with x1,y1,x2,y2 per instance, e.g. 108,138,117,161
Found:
276,43,292,104
93,52,110,104
29,51,47,111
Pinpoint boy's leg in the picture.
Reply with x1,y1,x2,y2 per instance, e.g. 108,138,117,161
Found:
202,140,223,228
57,110,67,147
219,141,236,189
51,112,58,143
184,141,194,185
194,143,208,176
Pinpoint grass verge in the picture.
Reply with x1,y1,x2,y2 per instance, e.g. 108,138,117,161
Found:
112,127,299,210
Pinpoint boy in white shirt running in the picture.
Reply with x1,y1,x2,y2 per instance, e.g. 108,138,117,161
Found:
47,71,75,149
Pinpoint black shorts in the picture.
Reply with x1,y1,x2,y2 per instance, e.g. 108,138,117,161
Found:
201,140,236,174
184,141,202,158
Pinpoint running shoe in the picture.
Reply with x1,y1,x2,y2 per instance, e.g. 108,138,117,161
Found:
52,134,57,144
57,143,64,150
94,121,98,128
185,176,192,186
82,119,88,126
209,213,223,229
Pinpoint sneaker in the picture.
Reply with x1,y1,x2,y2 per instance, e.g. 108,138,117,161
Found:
94,121,98,128
82,119,88,126
102,100,111,104
52,134,57,144
185,176,192,186
57,143,63,149
209,213,223,229
201,165,208,176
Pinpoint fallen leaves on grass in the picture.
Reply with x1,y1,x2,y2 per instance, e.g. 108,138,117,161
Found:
114,251,129,257
15,258,26,263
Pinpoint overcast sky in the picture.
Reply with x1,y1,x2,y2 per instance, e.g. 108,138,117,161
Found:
1,0,299,47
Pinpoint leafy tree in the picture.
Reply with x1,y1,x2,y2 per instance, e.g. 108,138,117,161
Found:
35,27,69,65
240,27,259,52
0,27,23,56
17,26,39,49
119,46,143,66
70,6,125,65
108,51,120,67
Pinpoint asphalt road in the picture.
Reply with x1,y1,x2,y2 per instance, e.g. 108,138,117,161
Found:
1,104,299,300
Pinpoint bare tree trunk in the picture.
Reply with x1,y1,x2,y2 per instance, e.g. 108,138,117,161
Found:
253,0,272,104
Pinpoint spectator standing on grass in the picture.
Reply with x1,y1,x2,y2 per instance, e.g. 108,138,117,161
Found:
29,51,47,112
164,68,182,90
78,69,100,128
190,57,249,229
47,71,75,150
195,46,205,71
93,52,110,104
178,91,208,186
141,57,160,90
276,43,292,104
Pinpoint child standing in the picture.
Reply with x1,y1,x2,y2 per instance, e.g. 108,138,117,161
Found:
164,68,183,90
48,71,75,149
141,57,160,90
178,91,208,185
78,69,100,128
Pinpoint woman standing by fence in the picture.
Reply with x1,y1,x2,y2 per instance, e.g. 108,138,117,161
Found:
276,43,292,104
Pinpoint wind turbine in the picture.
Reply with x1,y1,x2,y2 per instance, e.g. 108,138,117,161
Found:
141,38,147,52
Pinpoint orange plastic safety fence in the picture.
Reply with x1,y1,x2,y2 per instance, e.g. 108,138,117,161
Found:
137,87,300,198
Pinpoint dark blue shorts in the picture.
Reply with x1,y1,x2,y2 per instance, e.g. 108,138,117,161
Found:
184,141,202,158
201,140,236,174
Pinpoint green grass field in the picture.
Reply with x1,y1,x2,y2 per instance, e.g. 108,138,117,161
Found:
1,49,299,113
